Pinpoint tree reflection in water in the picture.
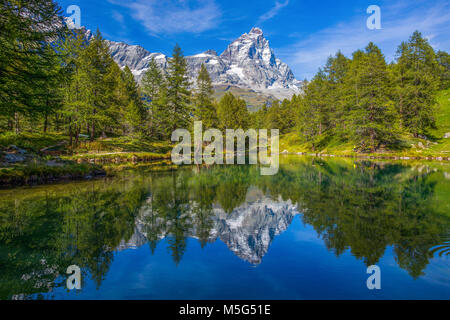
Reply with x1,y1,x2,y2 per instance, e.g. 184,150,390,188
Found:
0,157,448,299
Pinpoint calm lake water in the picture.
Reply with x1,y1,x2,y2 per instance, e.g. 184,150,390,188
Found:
0,156,449,300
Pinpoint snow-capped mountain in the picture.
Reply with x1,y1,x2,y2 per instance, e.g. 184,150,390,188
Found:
106,28,302,100
117,189,300,265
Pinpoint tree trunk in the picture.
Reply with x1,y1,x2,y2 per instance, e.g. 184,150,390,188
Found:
14,112,20,134
69,123,73,146
75,127,80,145
90,122,95,142
43,113,48,133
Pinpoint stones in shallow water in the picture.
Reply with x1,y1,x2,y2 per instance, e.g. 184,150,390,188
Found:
7,145,27,154
2,145,29,163
46,160,64,167
4,153,26,163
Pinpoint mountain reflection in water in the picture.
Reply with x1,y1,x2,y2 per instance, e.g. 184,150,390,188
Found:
0,157,449,300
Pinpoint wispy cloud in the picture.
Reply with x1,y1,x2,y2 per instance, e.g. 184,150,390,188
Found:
277,0,450,80
109,0,221,34
112,11,124,25
258,1,289,24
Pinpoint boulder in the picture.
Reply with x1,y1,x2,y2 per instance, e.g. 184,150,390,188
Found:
4,153,26,163
7,145,27,154
46,160,64,167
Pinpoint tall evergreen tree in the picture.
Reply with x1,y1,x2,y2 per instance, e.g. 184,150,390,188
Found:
216,92,249,130
436,50,450,90
59,32,85,145
141,58,164,101
166,44,192,133
0,0,66,133
122,66,146,136
323,51,351,136
141,57,165,138
77,29,119,140
297,72,329,151
394,31,440,136
194,64,217,129
346,43,399,152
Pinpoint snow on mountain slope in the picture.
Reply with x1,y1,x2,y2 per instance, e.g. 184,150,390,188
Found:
106,28,302,100
118,190,300,265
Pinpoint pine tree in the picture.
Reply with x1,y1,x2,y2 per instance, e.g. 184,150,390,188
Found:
0,0,66,133
122,66,146,136
77,29,119,140
323,51,351,137
194,64,217,129
216,92,249,130
253,102,268,129
59,31,91,145
346,43,399,152
141,58,164,101
152,83,171,139
265,100,281,130
436,50,450,90
297,72,329,151
141,57,165,138
38,44,65,133
394,31,440,137
166,44,192,133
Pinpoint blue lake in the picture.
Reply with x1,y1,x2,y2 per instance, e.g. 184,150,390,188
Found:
0,156,449,300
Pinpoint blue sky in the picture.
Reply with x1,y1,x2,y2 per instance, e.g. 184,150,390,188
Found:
57,0,450,80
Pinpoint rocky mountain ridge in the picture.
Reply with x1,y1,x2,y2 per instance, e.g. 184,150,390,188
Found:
106,27,302,100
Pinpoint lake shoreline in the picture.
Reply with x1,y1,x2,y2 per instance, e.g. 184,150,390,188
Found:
281,152,450,162
2,149,450,189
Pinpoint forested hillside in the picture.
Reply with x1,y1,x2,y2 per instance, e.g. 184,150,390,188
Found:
1,0,449,169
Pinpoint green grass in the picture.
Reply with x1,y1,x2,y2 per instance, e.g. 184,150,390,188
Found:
427,88,450,154
280,88,450,158
64,151,170,162
0,162,105,187
72,136,173,154
0,132,66,153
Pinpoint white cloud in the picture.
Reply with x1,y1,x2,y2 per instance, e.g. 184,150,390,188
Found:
112,11,124,25
109,0,221,34
258,1,289,24
277,0,450,80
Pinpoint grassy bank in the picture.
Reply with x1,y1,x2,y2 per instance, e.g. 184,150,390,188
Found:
280,89,450,159
0,134,172,187
0,163,105,188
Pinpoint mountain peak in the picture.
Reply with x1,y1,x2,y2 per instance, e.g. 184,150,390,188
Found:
204,49,218,56
106,27,302,100
249,27,263,35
